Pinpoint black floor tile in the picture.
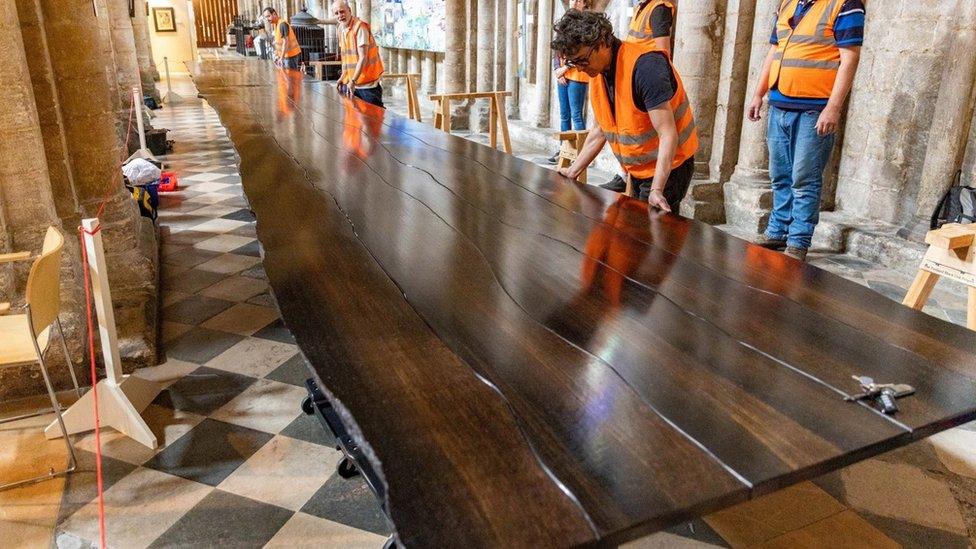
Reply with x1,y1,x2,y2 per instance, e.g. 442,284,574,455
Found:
144,419,273,487
221,208,255,222
264,353,309,387
300,473,392,536
163,294,234,325
252,319,295,344
164,328,245,364
148,489,292,548
153,366,255,416
280,413,336,448
230,240,261,257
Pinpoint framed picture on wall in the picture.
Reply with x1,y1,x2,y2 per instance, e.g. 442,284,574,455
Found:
152,7,177,32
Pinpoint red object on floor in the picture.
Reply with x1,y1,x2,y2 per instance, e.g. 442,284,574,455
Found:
158,171,178,192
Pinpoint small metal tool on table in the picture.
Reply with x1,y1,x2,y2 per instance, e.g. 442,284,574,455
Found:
845,375,915,415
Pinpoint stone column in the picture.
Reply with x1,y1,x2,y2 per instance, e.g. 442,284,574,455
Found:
466,0,478,92
1,0,81,397
423,51,437,94
475,0,495,130
674,0,728,223
494,0,507,90
14,0,79,222
444,0,466,93
901,12,976,240
673,0,727,180
41,0,159,369
505,0,519,117
444,0,469,126
106,0,145,145
722,0,779,236
534,0,553,127
133,0,162,96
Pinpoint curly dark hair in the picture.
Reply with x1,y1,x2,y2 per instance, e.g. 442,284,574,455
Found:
551,10,616,57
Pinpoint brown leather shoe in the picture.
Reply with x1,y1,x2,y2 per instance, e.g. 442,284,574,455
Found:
784,246,808,261
755,235,787,250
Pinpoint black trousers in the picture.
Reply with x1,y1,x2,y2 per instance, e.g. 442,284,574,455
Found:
631,155,696,212
353,84,385,108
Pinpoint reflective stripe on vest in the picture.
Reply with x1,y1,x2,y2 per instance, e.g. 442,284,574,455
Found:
626,0,675,47
589,43,698,179
274,22,302,58
769,0,844,99
339,19,385,86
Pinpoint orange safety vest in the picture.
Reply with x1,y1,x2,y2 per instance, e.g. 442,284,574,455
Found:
589,43,698,179
769,0,845,99
627,0,676,48
339,18,384,86
274,21,301,59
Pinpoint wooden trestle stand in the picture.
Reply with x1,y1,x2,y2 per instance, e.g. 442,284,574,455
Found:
381,73,422,122
430,91,513,154
903,223,976,330
554,130,589,184
45,218,162,449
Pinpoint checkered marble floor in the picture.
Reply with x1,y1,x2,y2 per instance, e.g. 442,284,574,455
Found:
50,92,390,549
36,69,976,548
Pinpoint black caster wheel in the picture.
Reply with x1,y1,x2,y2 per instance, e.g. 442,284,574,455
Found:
337,456,360,479
301,396,314,416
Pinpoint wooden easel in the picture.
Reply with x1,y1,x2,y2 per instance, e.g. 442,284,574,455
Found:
903,223,976,329
430,91,513,154
381,73,422,122
554,130,588,184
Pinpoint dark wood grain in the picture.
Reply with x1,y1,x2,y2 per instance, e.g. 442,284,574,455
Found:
191,60,976,547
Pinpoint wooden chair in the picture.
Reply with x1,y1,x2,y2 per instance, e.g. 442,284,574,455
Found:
0,226,80,490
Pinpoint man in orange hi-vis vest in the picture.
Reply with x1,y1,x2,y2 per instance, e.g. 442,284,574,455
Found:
553,11,697,213
263,8,302,70
601,0,679,193
746,0,865,262
332,0,385,108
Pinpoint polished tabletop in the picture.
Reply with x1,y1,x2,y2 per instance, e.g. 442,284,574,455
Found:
191,60,976,548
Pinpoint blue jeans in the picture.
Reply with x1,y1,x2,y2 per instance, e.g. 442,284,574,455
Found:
765,105,836,250
557,80,588,131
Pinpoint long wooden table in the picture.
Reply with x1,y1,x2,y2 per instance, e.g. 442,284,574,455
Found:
190,61,976,548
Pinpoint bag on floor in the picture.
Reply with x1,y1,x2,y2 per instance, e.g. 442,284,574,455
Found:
931,171,976,229
126,182,159,221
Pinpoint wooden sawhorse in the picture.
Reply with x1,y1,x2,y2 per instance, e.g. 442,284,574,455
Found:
554,130,588,184
381,73,421,122
903,223,976,329
430,91,513,154
309,60,342,81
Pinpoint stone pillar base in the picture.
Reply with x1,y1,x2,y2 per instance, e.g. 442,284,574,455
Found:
680,178,726,224
723,172,772,236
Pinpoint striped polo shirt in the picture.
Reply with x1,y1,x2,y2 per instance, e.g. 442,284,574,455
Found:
768,0,866,111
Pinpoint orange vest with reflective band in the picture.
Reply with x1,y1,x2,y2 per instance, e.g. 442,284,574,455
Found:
627,0,675,48
589,43,698,179
769,0,845,99
274,21,301,59
339,19,384,86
